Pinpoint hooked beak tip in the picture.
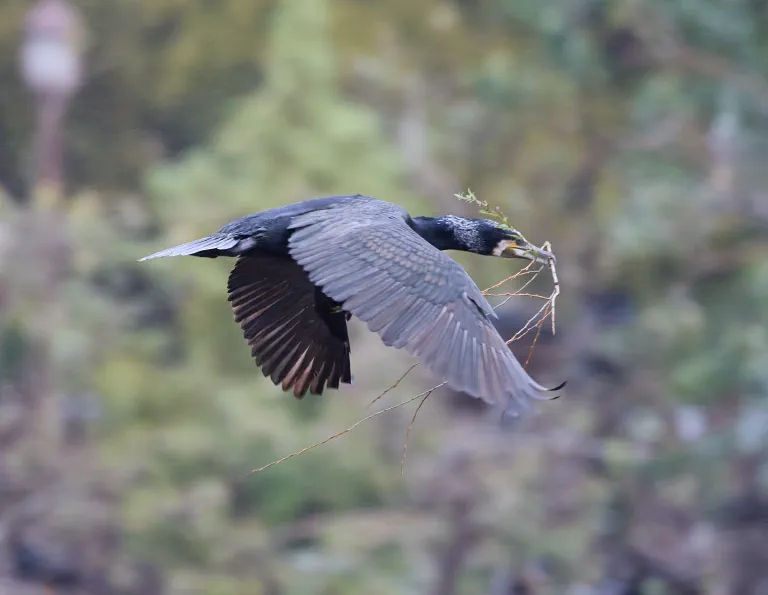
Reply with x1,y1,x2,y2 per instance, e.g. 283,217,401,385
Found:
525,241,555,265
535,249,555,265
504,243,556,266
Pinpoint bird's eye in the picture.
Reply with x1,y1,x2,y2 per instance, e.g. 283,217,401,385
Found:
497,226,521,241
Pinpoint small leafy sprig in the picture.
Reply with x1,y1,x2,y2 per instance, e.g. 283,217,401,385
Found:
455,189,512,229
457,189,559,341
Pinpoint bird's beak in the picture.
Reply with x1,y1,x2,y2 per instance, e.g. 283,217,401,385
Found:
498,239,555,265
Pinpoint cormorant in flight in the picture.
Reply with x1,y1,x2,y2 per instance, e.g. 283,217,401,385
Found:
140,195,563,413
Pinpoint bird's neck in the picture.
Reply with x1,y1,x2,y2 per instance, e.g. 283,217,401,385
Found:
409,216,479,252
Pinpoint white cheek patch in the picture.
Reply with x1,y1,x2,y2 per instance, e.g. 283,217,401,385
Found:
493,239,515,257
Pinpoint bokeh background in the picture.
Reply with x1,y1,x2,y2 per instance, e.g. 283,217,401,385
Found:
2,0,768,593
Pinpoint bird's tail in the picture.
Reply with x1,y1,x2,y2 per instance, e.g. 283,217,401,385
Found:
138,233,243,261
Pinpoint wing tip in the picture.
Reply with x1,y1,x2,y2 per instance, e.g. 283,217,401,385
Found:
520,379,567,405
547,379,568,392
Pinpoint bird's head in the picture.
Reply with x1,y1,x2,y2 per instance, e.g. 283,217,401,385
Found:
483,220,555,265
410,215,555,265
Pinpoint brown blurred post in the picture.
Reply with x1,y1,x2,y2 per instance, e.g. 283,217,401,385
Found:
19,0,84,460
21,0,83,205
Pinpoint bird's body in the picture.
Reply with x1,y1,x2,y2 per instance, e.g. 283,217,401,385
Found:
140,195,563,414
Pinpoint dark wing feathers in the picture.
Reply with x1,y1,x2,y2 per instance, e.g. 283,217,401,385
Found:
287,199,558,414
227,255,351,398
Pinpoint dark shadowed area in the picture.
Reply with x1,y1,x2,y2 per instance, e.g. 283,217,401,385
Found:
1,0,768,594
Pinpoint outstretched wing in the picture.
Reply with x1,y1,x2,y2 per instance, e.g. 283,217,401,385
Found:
227,255,352,397
287,199,560,414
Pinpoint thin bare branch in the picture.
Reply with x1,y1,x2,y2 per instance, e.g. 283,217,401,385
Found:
249,387,438,475
366,363,419,410
525,318,545,368
483,260,537,293
400,383,441,475
507,244,559,347
484,292,550,299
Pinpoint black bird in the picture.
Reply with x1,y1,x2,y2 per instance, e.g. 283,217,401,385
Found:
140,195,563,413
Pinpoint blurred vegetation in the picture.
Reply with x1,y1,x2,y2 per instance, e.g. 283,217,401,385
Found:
2,0,768,593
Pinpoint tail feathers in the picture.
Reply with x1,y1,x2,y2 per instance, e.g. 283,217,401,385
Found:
138,233,240,261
